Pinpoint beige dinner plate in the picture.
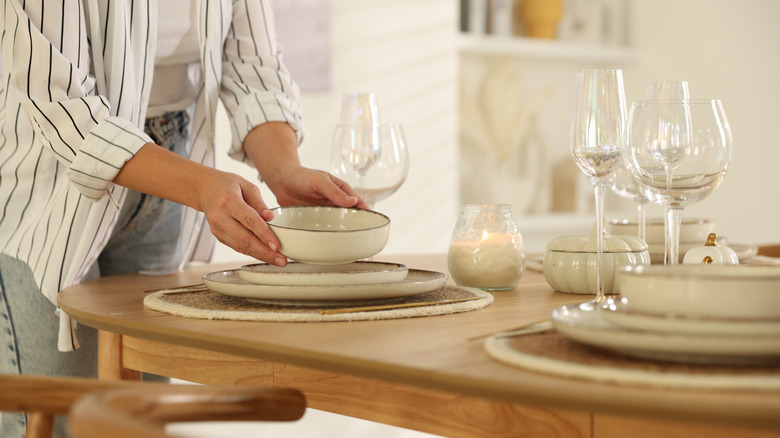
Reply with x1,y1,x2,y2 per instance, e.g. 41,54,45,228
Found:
203,268,448,301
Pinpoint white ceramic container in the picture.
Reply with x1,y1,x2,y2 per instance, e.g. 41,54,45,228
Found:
268,206,390,265
616,264,780,319
543,227,650,294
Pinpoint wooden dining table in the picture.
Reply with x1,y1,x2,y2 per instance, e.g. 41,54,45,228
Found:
57,254,780,438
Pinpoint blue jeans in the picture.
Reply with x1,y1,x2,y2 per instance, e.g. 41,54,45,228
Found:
0,111,189,438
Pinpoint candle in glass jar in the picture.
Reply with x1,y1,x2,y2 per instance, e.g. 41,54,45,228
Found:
448,231,525,290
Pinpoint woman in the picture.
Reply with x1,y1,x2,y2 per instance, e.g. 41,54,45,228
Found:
0,1,365,436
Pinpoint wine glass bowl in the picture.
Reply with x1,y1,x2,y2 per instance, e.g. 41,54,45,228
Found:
333,123,382,174
331,122,410,209
610,80,692,243
340,91,380,124
624,99,731,263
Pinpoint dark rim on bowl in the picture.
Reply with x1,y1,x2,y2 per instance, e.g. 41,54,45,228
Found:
267,206,390,231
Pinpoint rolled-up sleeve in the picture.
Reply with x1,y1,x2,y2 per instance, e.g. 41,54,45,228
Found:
6,0,151,200
220,0,304,164
67,117,152,200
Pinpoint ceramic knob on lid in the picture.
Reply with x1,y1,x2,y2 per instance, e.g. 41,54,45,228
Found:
683,233,739,265
543,224,650,294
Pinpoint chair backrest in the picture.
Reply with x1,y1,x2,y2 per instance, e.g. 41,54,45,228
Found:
0,374,305,438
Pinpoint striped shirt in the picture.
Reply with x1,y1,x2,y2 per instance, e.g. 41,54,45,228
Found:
0,0,303,350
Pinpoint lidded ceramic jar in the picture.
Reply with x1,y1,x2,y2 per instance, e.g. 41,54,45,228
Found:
447,204,526,291
543,225,650,294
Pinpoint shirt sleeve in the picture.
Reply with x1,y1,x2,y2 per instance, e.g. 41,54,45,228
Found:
4,0,151,201
219,0,304,164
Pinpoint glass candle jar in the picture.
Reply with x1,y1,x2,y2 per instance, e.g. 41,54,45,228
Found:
447,204,526,291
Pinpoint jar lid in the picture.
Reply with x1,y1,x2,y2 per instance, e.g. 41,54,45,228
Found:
546,222,648,253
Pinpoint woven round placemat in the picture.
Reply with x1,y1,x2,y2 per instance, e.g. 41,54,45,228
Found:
144,285,493,322
485,326,780,391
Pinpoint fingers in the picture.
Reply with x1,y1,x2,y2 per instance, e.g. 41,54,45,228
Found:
209,208,287,266
202,176,286,266
320,173,370,209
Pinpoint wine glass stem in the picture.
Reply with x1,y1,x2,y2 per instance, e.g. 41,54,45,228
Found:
594,182,606,301
665,207,683,265
637,203,646,242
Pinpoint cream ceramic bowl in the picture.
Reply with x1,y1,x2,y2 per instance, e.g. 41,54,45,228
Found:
543,228,650,295
607,217,715,244
616,264,780,319
268,206,390,265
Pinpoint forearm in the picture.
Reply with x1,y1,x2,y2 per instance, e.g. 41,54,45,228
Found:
113,143,219,212
242,121,302,192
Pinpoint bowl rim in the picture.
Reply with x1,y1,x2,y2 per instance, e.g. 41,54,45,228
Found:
267,205,390,232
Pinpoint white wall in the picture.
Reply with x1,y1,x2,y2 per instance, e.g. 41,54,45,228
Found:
213,0,459,264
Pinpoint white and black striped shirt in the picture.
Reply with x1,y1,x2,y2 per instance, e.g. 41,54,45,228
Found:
0,0,303,350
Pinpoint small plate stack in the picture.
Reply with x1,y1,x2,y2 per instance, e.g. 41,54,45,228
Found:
550,264,780,364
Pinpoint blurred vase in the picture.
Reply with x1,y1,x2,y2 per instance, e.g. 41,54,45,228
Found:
519,0,564,39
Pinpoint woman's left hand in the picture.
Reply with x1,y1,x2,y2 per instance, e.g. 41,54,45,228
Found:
243,122,370,210
266,165,370,210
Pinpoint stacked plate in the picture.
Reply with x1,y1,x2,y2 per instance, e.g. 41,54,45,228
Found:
202,261,448,305
550,264,780,364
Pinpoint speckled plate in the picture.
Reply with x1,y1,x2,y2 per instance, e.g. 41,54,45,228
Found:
238,261,408,286
203,268,447,302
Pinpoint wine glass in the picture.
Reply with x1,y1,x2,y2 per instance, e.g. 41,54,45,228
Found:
646,80,690,101
340,91,380,124
609,162,649,241
570,69,627,303
331,122,410,209
609,81,691,242
624,99,731,264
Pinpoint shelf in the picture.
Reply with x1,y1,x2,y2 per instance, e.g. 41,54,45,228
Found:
457,34,637,63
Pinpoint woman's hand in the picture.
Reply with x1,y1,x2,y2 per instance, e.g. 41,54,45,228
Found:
115,143,289,266
195,169,289,266
266,164,369,209
243,122,370,210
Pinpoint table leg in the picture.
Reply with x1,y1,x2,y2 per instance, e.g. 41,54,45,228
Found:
97,330,141,381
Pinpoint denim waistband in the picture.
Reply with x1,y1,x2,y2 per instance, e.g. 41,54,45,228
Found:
144,110,190,147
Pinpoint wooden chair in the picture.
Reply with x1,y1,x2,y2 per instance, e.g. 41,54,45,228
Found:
0,374,306,438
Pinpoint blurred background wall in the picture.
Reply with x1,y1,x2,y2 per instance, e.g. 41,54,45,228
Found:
213,0,780,260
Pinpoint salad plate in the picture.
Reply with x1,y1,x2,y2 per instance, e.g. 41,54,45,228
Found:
238,261,408,286
203,268,447,302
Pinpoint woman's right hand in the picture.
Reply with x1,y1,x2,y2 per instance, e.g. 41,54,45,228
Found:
195,169,288,267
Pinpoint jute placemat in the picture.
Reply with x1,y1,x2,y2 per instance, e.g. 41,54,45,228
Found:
485,326,780,391
144,285,492,322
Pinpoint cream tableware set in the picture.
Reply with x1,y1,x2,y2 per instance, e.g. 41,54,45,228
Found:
201,206,449,305
550,264,780,364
